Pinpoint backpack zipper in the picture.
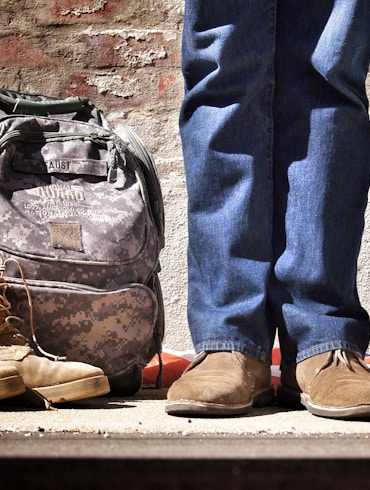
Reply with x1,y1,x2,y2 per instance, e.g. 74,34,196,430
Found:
0,129,113,148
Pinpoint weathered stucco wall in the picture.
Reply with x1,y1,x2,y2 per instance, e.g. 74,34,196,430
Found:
0,1,369,352
358,75,370,320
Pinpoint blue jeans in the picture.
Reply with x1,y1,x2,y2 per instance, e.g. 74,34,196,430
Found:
180,0,370,369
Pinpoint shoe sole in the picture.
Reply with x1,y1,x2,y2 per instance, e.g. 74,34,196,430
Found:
165,387,276,417
300,393,370,419
0,374,26,400
277,386,370,419
32,375,110,403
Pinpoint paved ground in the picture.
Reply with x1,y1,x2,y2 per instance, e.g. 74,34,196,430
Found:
1,387,370,436
1,388,370,489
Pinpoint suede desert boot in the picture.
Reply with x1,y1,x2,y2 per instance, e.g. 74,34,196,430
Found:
0,364,25,400
166,351,275,416
0,278,110,404
277,350,370,419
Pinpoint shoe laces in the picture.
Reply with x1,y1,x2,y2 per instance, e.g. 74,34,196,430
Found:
0,256,66,361
322,349,363,372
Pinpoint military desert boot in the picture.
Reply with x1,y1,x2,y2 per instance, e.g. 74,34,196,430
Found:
0,363,25,400
0,277,110,404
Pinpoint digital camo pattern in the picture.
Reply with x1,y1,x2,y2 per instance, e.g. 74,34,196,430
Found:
0,114,160,287
6,281,158,376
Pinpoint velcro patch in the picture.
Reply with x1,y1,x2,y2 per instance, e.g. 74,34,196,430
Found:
48,222,83,251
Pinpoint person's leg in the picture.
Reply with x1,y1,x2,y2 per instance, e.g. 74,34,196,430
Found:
272,0,370,417
166,0,277,415
181,0,277,361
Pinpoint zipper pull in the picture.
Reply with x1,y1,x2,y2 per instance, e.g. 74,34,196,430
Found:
107,140,126,189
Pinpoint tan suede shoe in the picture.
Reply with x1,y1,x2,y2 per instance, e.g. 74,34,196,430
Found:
277,350,370,419
165,351,275,416
0,345,110,404
0,363,25,400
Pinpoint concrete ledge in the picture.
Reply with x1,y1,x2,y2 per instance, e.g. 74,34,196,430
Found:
2,434,370,490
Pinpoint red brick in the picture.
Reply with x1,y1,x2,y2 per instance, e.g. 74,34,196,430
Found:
60,75,98,99
158,74,176,95
0,35,55,68
0,12,11,25
83,34,125,68
35,0,126,25
154,34,181,68
82,31,180,70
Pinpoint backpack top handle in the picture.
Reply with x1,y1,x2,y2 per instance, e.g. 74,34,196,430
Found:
0,93,90,116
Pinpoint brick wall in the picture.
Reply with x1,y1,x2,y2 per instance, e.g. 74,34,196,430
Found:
0,1,182,144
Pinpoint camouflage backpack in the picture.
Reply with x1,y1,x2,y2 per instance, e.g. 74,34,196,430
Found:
0,89,165,395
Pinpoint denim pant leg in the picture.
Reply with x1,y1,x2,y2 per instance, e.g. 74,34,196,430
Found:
271,1,370,368
180,0,277,362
